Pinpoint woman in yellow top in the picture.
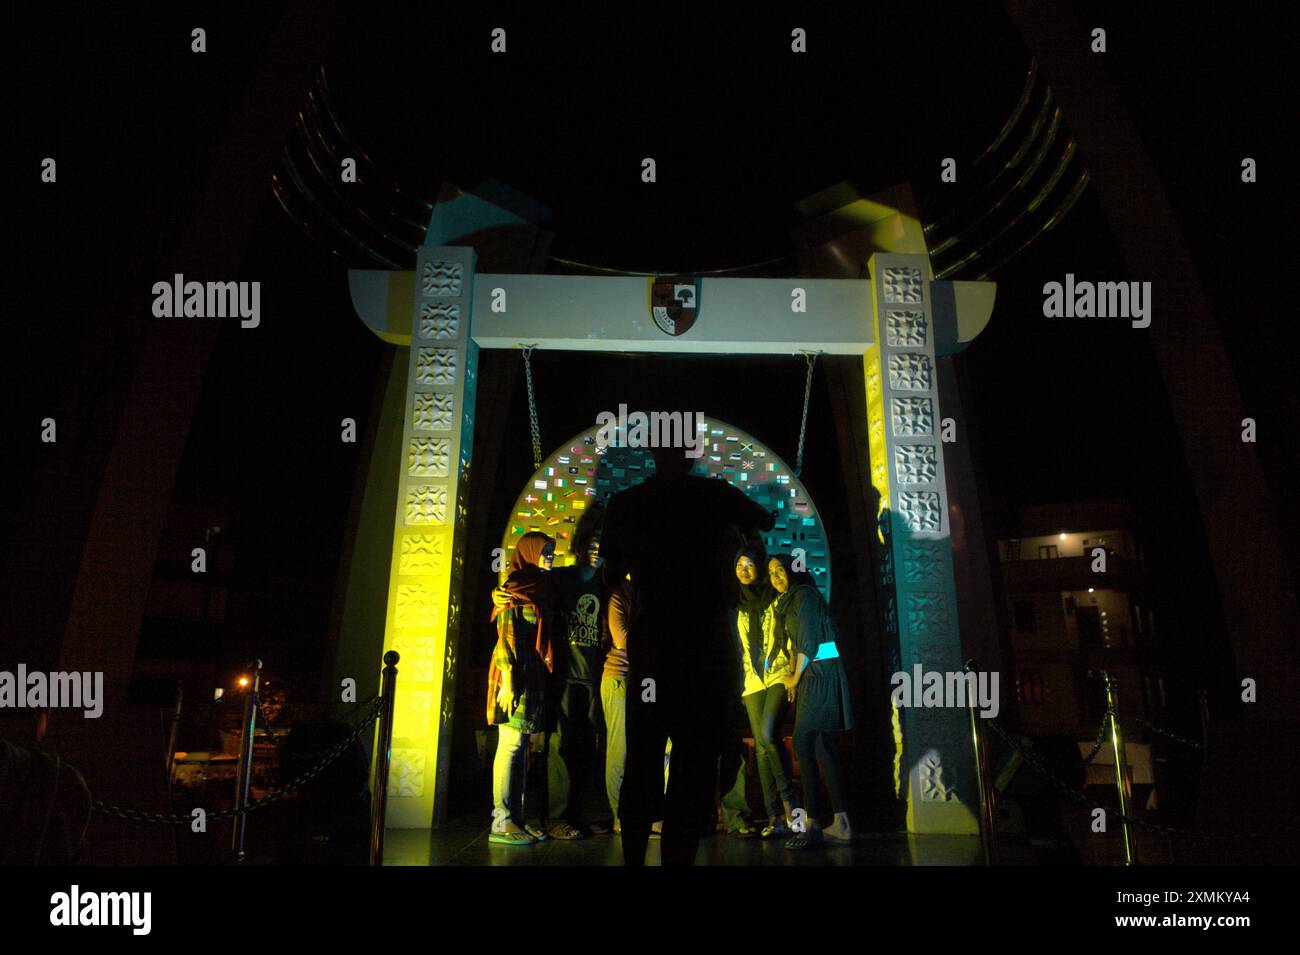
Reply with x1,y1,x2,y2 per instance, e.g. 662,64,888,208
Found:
734,547,800,838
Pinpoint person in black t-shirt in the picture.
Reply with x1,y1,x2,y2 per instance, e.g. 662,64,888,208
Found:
497,506,609,839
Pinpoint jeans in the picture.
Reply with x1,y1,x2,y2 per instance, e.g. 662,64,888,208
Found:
600,676,627,818
743,684,797,820
719,712,752,831
492,725,529,826
546,680,603,823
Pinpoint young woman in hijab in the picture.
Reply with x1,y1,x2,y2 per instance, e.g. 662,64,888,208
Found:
734,547,800,838
768,553,854,849
486,532,557,845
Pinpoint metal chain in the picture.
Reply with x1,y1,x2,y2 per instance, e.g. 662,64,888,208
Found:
985,716,1300,841
795,352,819,476
1132,716,1206,749
1081,708,1113,765
92,698,383,825
520,344,543,470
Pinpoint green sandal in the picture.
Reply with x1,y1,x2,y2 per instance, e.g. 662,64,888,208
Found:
489,829,537,846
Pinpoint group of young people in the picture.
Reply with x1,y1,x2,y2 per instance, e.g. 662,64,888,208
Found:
485,478,855,857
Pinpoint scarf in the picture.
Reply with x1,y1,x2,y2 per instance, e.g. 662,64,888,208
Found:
769,553,816,665
487,533,556,723
735,546,775,676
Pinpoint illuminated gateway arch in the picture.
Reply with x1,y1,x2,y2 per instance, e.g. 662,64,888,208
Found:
346,189,996,835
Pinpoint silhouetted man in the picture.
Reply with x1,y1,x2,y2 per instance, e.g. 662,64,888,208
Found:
601,444,774,865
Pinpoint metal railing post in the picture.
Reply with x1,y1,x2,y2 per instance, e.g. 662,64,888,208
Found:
964,659,999,865
370,651,400,866
231,659,262,862
1103,671,1138,865
165,681,184,789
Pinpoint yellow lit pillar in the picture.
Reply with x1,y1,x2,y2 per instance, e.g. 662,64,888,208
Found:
381,246,478,828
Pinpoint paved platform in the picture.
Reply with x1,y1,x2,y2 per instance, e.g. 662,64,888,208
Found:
381,819,1007,866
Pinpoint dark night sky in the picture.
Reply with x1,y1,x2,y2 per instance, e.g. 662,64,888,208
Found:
6,2,1296,686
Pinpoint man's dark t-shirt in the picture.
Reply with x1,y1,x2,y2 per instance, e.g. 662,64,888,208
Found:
601,474,775,690
549,565,605,684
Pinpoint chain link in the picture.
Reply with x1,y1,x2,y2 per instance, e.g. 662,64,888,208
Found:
520,345,543,470
1132,715,1206,749
92,698,383,825
795,352,819,476
1080,708,1113,765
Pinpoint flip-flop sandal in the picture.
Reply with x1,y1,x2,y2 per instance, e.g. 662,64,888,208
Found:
549,822,585,840
523,825,549,842
489,830,537,846
784,830,825,850
761,823,791,839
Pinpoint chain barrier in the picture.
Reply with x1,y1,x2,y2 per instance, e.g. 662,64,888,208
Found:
794,352,819,477
1080,708,1112,765
1132,715,1206,749
520,344,543,470
91,697,383,825
985,716,1300,842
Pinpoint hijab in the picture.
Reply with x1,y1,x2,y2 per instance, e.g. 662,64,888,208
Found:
493,532,556,672
768,553,817,665
735,546,776,676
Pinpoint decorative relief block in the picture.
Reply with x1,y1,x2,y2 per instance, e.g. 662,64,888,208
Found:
389,748,426,797
906,591,950,636
392,636,437,681
886,310,928,347
405,485,449,525
396,584,437,629
412,392,454,432
899,491,942,532
396,690,433,733
891,397,934,436
420,261,463,297
883,266,923,304
888,353,933,391
883,595,898,636
919,750,955,802
408,437,451,477
415,348,457,386
895,443,938,485
902,542,947,583
865,360,881,396
872,457,888,490
443,639,457,681
880,548,895,589
418,303,460,340
399,534,444,576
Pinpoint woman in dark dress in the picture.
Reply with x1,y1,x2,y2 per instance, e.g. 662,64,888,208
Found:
768,554,854,848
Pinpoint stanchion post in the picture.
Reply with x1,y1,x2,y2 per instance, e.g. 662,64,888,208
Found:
232,659,262,862
964,659,999,865
165,681,184,789
1103,671,1138,865
370,651,400,866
